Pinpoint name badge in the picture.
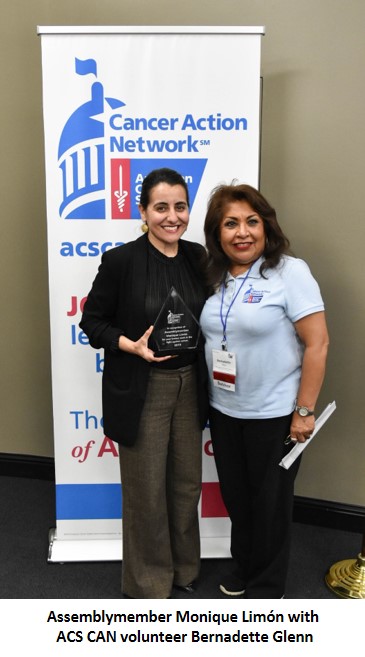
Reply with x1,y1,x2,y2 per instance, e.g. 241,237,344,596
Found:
212,349,236,392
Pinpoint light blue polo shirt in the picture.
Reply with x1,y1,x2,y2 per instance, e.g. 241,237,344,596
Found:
200,256,325,419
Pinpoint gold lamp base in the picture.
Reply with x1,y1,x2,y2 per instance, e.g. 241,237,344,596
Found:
325,553,365,599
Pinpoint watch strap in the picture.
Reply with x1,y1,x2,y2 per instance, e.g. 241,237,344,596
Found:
295,405,314,417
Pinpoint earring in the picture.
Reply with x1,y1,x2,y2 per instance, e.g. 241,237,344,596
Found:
141,222,149,233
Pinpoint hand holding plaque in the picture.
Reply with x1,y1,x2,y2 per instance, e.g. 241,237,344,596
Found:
150,286,201,356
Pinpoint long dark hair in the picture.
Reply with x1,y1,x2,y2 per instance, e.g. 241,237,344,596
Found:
204,183,291,288
139,168,190,209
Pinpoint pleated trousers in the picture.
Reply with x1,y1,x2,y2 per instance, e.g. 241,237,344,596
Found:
119,364,202,598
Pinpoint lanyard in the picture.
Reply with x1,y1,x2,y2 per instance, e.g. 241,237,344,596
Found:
220,265,252,350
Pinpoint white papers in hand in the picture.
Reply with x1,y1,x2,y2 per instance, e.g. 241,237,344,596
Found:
279,401,336,470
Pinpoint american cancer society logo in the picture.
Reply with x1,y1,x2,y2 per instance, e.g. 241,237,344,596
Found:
57,58,208,220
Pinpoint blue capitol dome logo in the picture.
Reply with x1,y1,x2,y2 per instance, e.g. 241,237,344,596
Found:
58,58,125,220
57,58,207,221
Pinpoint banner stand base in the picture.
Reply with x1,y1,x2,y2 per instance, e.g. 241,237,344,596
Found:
48,528,230,563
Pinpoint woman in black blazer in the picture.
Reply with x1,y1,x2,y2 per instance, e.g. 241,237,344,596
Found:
80,168,208,598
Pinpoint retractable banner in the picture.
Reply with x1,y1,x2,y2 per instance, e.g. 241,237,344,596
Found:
38,25,264,561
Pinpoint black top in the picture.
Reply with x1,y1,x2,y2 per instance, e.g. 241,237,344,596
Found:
79,234,209,445
146,241,206,368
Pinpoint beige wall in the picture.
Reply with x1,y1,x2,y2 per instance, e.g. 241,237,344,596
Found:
1,1,364,506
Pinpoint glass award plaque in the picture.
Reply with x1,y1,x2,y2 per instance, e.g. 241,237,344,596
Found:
150,286,201,356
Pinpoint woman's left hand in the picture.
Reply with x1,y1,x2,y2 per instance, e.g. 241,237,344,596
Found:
289,415,315,443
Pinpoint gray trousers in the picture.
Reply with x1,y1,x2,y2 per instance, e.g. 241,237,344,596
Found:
118,364,202,598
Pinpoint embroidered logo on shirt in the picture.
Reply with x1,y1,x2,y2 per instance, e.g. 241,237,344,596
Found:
242,285,268,304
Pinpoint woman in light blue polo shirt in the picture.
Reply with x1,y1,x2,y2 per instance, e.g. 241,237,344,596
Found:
200,183,329,599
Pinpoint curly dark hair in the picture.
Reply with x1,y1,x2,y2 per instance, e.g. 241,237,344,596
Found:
204,183,291,288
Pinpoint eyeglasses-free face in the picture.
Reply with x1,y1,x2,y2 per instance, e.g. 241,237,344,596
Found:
219,200,266,276
139,182,189,256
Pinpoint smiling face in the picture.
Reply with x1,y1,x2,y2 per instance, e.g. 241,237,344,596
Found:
219,200,266,276
139,182,189,256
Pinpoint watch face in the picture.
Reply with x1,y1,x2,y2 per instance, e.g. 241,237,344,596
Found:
298,408,307,416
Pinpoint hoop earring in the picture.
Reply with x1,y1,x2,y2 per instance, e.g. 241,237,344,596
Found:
141,222,149,233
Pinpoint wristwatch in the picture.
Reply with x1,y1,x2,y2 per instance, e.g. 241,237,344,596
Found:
295,405,314,417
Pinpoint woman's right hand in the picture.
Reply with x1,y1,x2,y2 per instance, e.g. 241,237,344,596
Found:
118,326,174,363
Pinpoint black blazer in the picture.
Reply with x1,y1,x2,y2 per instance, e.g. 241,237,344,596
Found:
80,234,209,445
